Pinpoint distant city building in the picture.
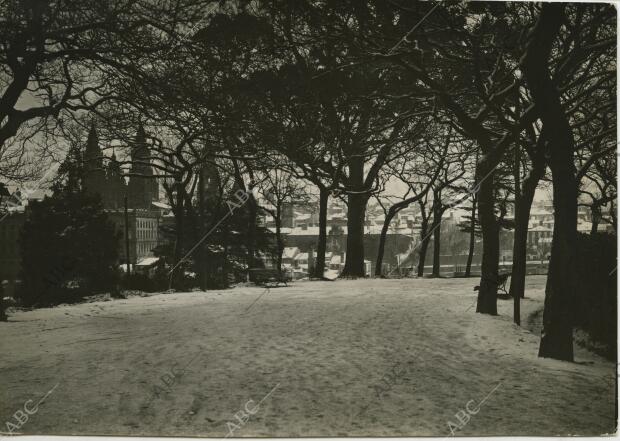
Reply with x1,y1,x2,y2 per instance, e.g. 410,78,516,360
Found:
82,124,161,266
83,124,159,210
260,196,415,277
106,209,160,265
0,125,165,284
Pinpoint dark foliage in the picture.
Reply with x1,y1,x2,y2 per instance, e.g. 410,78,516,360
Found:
121,273,166,293
0,283,6,321
572,232,617,360
17,171,120,306
154,193,275,290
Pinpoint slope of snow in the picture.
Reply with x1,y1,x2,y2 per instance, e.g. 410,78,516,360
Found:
0,276,615,436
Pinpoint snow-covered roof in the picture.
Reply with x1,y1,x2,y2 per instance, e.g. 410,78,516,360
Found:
288,227,321,236
267,225,415,236
530,209,552,216
577,222,592,232
137,257,160,266
282,247,299,259
530,225,552,232
1,205,25,214
152,201,171,210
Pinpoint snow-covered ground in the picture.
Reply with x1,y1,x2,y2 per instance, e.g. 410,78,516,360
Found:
0,276,615,436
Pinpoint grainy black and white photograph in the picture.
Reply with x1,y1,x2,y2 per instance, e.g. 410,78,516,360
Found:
0,0,617,437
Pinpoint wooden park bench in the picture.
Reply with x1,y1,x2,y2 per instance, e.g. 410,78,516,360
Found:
248,268,290,287
473,272,512,297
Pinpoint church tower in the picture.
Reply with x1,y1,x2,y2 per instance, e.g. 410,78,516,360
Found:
82,123,107,201
106,149,127,209
127,124,159,208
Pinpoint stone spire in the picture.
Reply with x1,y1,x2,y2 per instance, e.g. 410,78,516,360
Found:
130,123,152,175
83,122,103,171
82,122,106,199
127,124,159,208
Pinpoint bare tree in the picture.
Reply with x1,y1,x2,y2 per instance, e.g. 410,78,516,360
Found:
521,2,615,360
0,0,210,181
373,123,450,277
255,165,312,273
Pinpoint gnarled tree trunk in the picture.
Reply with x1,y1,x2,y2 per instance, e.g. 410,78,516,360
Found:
375,209,397,277
342,192,368,277
342,156,368,277
431,200,442,277
590,205,601,234
171,183,185,290
476,166,499,315
510,154,545,301
465,195,477,277
313,186,329,279
417,208,430,277
522,2,576,361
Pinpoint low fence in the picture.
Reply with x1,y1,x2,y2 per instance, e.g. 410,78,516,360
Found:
386,261,549,278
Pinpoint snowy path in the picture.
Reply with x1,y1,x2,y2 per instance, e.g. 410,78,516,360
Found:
0,276,615,436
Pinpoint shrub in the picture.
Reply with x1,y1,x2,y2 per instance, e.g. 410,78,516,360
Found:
121,273,159,292
572,232,617,360
17,192,119,307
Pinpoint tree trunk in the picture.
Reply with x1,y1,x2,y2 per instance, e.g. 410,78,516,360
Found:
609,199,617,232
342,156,368,278
313,186,329,279
512,140,522,325
590,205,600,234
510,159,545,300
432,202,442,277
510,191,533,301
342,192,368,277
375,188,437,277
198,170,208,290
476,166,499,315
539,155,577,361
0,285,6,321
275,205,283,273
417,213,430,277
171,185,185,289
465,195,477,277
222,227,230,288
431,223,442,277
522,3,576,361
246,191,258,269
376,208,397,277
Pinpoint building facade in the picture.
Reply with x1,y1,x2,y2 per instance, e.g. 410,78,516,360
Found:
83,124,159,210
83,124,161,266
107,209,160,265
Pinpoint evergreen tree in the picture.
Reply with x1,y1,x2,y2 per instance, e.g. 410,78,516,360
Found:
17,146,119,307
